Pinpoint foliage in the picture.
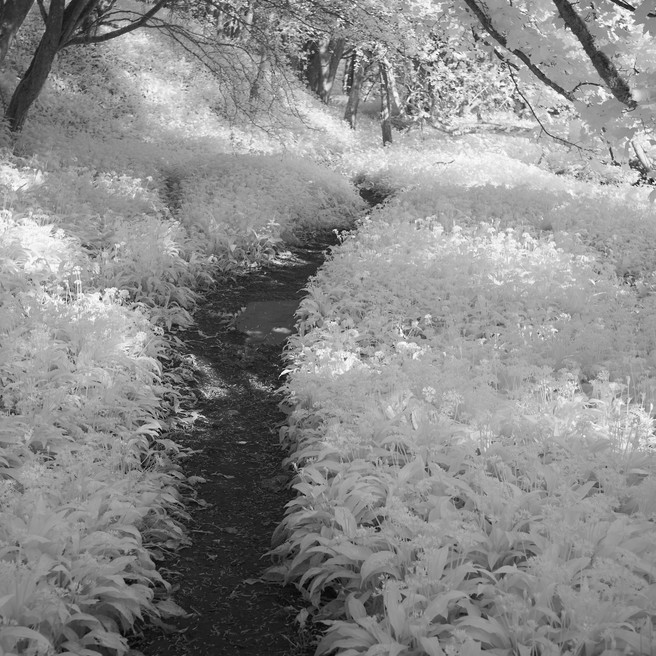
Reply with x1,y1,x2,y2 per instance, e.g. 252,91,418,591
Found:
449,0,656,145
402,38,519,124
0,209,191,655
169,153,364,267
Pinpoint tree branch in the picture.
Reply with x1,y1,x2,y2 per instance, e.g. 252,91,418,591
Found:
64,0,171,46
605,0,656,16
506,64,591,152
461,0,575,102
551,0,637,108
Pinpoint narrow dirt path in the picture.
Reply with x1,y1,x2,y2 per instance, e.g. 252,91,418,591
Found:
132,242,331,656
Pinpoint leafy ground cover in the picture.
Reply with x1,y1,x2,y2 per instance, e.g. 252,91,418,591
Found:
4,3,656,654
0,17,364,655
273,147,656,655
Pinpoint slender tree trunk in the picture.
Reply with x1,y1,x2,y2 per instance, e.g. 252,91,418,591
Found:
249,48,267,106
343,53,354,94
382,57,402,118
322,37,344,102
632,139,653,174
0,0,36,68
379,61,393,145
5,0,65,131
344,53,365,129
241,1,254,40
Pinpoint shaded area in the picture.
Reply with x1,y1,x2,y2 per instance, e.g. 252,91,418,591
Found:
132,243,330,656
236,299,300,345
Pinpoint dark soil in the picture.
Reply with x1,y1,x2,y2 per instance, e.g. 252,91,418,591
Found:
132,242,332,656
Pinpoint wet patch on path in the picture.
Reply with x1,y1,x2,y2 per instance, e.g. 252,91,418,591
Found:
235,299,300,346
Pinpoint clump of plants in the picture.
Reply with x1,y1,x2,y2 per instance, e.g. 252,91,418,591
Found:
0,208,191,655
168,153,365,268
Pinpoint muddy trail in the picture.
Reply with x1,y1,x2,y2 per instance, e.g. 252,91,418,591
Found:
132,240,333,656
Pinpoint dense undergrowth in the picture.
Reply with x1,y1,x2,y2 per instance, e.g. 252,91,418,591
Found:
272,133,656,654
0,8,363,654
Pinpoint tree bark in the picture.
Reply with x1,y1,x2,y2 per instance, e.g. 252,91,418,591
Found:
344,52,365,129
379,61,393,145
249,47,267,106
5,0,65,132
0,0,36,68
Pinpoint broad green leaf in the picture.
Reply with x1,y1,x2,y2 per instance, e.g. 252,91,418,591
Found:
419,636,446,656
361,551,399,583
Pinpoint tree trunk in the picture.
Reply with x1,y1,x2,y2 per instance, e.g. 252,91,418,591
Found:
306,37,345,104
379,61,393,146
322,37,344,102
249,48,267,106
5,0,65,131
0,0,36,68
632,139,653,174
382,57,403,118
344,53,365,129
241,1,254,40
343,53,354,93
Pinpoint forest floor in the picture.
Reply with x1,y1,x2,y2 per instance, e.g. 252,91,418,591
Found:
131,238,335,656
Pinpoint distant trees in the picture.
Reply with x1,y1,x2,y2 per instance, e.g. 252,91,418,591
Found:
285,0,656,149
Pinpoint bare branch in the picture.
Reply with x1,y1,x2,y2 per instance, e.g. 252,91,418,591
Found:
64,0,171,46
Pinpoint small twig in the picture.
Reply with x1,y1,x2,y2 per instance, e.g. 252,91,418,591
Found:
506,65,591,152
570,81,604,94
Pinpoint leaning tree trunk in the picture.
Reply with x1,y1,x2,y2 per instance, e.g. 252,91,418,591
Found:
5,0,65,131
344,53,365,129
0,0,36,69
379,61,393,146
5,0,100,131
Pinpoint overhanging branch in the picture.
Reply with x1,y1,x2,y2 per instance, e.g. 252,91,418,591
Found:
461,0,575,102
64,0,171,46
551,0,637,108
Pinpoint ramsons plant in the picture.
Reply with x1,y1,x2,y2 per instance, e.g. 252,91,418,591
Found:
0,206,189,655
274,170,656,655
